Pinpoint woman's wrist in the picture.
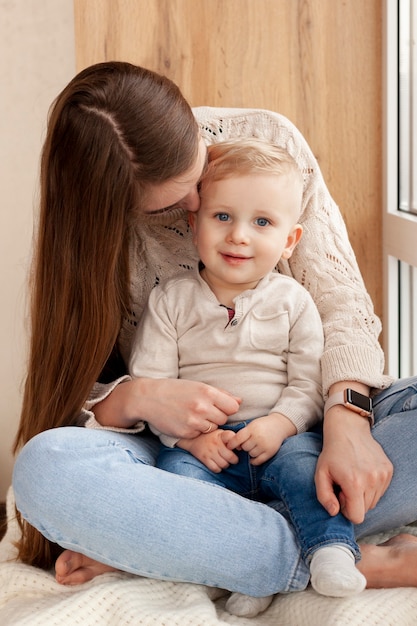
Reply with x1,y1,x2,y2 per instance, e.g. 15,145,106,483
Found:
93,378,147,428
323,381,372,435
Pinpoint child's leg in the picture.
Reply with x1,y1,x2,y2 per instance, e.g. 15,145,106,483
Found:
156,444,225,486
260,432,365,597
309,544,366,596
156,427,255,496
225,593,274,617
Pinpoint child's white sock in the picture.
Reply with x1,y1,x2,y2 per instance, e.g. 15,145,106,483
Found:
225,592,274,617
310,544,367,597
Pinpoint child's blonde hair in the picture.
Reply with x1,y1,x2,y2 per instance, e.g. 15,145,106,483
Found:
201,138,303,190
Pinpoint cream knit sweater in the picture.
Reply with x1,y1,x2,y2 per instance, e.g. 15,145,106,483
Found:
85,107,391,426
130,270,324,445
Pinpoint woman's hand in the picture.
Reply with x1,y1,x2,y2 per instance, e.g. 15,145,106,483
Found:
93,377,241,438
315,406,393,524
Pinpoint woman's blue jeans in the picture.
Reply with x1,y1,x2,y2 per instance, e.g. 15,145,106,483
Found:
157,423,360,562
12,377,417,597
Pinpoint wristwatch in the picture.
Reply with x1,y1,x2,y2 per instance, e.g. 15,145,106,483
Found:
324,388,374,426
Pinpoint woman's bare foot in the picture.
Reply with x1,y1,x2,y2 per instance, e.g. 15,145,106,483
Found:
358,533,417,588
55,549,117,585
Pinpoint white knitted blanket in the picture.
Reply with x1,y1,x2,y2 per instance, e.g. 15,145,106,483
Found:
1,488,417,625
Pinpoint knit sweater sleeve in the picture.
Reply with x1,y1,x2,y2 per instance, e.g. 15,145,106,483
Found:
288,168,390,396
193,106,392,396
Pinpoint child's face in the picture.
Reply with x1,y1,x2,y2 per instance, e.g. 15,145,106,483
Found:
190,173,303,292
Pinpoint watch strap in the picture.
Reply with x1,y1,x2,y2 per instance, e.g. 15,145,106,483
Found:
324,390,374,426
324,391,346,414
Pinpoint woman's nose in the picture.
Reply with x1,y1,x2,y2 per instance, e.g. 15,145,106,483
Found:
183,187,200,213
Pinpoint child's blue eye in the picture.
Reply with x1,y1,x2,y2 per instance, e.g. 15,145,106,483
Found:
216,213,230,222
256,217,270,227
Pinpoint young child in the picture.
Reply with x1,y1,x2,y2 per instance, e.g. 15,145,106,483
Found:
129,139,366,617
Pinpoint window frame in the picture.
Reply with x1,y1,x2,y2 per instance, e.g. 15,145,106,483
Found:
383,0,417,377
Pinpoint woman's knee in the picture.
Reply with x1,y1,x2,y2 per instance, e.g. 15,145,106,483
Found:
12,429,70,524
12,427,159,507
13,428,64,483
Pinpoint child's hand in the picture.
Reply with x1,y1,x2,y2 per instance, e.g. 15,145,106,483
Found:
178,429,239,473
226,414,297,465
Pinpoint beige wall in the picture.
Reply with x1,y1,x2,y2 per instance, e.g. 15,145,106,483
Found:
0,1,75,500
75,0,383,324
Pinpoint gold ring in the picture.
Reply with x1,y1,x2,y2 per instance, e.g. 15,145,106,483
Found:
203,423,213,434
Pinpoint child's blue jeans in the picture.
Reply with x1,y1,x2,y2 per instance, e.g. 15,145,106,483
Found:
157,421,360,563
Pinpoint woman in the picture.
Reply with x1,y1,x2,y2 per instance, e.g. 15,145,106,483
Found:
12,61,417,596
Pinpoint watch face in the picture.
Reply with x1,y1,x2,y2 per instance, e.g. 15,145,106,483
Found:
346,389,372,413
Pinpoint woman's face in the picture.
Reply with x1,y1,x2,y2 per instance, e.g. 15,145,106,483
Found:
142,138,208,215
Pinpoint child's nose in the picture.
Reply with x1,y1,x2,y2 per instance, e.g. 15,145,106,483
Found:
228,222,250,244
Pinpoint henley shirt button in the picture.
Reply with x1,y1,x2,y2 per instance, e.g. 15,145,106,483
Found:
230,319,238,326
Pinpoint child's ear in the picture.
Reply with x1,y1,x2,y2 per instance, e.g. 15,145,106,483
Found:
281,224,303,260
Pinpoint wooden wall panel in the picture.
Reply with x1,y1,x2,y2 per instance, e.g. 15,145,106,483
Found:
74,0,383,321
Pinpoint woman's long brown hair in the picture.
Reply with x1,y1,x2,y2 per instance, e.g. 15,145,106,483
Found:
13,62,199,568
